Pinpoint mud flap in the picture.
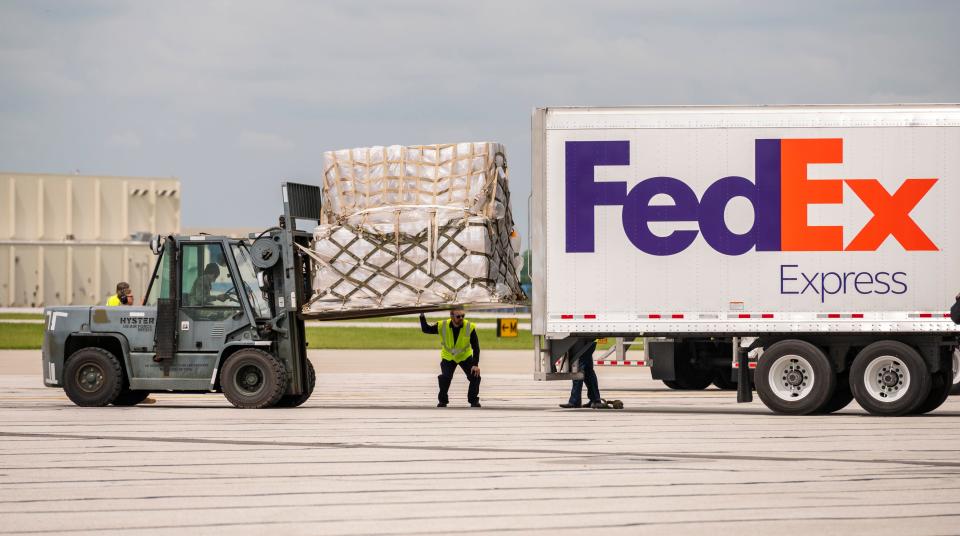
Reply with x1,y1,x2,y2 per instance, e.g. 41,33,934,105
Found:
649,340,676,381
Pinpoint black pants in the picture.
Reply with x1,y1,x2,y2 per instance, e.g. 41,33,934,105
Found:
568,352,601,406
438,357,480,404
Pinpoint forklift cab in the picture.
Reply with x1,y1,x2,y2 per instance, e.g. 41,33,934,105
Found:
145,236,271,356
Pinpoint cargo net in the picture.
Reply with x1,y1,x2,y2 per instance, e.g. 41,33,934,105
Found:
303,142,526,315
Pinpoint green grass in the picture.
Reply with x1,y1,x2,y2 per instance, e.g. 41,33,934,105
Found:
0,323,532,351
314,315,511,325
0,324,45,349
0,323,634,353
0,313,44,320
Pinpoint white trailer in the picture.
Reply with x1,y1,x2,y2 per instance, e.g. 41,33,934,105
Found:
531,104,960,415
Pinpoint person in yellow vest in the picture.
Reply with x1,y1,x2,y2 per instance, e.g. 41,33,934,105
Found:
106,281,154,403
106,282,132,306
420,308,481,407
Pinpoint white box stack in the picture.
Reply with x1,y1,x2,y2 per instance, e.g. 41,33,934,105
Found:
305,142,526,315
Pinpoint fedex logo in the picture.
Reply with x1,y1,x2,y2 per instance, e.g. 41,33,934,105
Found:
565,139,938,256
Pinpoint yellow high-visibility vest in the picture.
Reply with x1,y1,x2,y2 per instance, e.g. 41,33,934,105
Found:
106,295,121,306
439,319,474,363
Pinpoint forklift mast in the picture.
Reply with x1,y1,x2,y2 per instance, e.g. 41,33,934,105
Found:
248,182,323,396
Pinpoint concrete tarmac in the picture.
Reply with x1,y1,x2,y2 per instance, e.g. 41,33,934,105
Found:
1,349,960,535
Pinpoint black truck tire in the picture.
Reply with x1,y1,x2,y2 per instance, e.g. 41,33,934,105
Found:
63,347,125,407
669,355,715,390
661,375,712,390
817,370,854,414
712,369,738,390
755,340,836,415
221,349,287,409
911,360,952,415
274,359,316,408
112,390,152,406
951,349,960,395
850,340,931,416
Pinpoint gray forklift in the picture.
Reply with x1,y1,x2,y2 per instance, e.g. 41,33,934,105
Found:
41,183,327,408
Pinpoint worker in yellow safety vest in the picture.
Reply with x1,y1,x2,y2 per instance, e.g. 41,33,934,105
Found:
420,308,481,407
106,282,132,306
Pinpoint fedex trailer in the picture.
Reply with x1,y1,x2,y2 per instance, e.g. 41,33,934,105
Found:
531,104,960,416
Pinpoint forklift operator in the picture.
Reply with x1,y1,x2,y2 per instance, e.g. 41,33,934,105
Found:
188,263,233,306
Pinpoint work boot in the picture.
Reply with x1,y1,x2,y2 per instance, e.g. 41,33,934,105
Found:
558,402,579,408
470,401,481,408
438,375,452,408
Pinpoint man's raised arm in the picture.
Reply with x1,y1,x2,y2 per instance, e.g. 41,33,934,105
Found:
419,313,438,334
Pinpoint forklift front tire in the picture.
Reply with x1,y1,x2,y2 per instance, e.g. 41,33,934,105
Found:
221,349,287,409
63,347,125,407
274,358,316,408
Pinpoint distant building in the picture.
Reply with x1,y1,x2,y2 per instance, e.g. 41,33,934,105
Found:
0,172,180,307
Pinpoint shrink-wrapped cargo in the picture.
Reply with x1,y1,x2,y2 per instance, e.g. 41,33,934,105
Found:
304,142,525,315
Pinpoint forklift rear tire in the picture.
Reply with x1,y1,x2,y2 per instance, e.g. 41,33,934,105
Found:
274,359,316,408
221,349,287,409
63,347,124,407
112,390,151,406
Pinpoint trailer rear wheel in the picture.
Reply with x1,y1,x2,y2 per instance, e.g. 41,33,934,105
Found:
911,356,952,415
950,349,960,396
274,359,316,408
661,374,712,390
817,370,853,414
850,341,930,416
755,340,835,415
712,369,738,390
221,349,287,409
63,347,124,407
673,359,715,390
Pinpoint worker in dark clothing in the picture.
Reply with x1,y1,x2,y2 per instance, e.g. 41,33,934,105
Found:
559,339,604,408
420,308,482,407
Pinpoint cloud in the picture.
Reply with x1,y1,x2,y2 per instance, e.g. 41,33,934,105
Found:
107,130,142,149
237,129,295,153
0,0,957,236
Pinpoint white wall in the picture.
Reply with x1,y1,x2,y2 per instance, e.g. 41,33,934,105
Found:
0,172,180,306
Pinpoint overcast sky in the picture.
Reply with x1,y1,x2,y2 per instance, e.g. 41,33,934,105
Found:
1,0,958,240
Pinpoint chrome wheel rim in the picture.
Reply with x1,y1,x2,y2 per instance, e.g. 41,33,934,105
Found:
863,355,911,403
768,354,815,401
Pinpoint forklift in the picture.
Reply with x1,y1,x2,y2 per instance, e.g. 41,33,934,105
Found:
41,183,324,408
